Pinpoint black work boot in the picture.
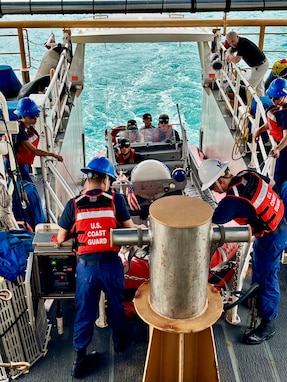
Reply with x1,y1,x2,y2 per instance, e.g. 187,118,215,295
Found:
243,319,275,345
72,348,86,379
72,348,100,379
112,329,125,353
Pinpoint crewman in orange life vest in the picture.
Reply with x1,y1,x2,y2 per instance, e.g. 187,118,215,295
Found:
254,78,287,193
13,97,63,182
57,156,145,379
199,159,287,345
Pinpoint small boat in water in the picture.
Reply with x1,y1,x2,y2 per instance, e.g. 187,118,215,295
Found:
1,7,287,382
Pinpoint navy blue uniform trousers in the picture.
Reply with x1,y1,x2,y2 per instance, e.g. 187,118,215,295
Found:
252,224,287,320
73,256,125,350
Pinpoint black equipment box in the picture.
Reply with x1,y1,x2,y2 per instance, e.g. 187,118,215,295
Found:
32,224,76,299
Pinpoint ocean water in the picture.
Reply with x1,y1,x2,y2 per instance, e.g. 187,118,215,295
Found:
1,11,287,160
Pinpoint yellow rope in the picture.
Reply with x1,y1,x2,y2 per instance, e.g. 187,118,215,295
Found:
232,112,250,160
231,86,255,160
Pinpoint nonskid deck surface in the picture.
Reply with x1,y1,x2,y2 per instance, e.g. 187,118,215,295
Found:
19,299,148,382
20,264,287,382
216,263,287,382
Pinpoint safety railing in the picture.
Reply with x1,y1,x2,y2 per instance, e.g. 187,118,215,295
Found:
40,41,72,143
34,36,75,222
41,158,76,223
0,28,31,80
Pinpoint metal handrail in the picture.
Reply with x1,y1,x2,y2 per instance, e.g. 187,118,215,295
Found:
215,41,276,179
29,44,73,219
41,47,71,143
0,28,31,71
42,159,76,223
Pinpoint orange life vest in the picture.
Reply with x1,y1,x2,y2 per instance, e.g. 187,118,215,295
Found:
16,121,39,165
74,191,119,254
226,170,284,237
117,148,135,164
266,106,283,143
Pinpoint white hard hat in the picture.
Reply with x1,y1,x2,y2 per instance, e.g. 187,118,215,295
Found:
198,159,229,191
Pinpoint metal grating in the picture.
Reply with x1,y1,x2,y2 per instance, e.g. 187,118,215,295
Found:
35,299,49,352
0,277,46,379
0,280,26,379
0,352,8,382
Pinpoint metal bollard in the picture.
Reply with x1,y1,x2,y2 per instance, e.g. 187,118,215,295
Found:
110,195,251,382
149,195,212,319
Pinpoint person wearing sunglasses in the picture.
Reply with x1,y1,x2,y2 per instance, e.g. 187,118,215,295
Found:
116,138,143,165
125,119,141,143
199,158,287,345
253,78,287,193
139,113,156,142
12,97,63,182
153,114,180,143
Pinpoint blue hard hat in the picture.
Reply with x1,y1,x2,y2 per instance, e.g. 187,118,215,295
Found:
14,97,41,116
266,78,287,98
81,157,116,179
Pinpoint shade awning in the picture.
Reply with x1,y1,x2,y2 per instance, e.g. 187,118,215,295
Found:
0,0,286,16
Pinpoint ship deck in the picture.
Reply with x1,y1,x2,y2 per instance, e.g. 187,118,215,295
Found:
18,262,287,382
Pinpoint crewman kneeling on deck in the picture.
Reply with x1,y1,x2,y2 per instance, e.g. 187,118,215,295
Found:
57,157,145,379
199,159,287,345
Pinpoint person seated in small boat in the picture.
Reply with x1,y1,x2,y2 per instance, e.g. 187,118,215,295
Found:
116,138,144,164
117,119,140,142
153,114,180,143
139,113,156,142
126,119,141,143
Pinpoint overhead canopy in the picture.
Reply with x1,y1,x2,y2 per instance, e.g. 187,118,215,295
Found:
0,0,286,16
